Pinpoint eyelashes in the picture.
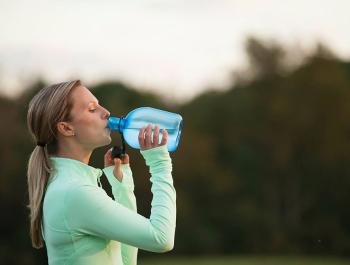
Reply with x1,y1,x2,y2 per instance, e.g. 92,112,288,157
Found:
88,104,108,115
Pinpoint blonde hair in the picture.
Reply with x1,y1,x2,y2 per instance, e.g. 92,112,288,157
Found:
26,80,81,248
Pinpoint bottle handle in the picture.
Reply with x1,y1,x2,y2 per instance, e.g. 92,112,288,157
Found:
111,117,126,160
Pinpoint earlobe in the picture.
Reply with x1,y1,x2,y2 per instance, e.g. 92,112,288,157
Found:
57,121,75,137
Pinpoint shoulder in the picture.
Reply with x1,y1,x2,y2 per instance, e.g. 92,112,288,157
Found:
63,183,116,228
64,183,113,214
64,183,101,203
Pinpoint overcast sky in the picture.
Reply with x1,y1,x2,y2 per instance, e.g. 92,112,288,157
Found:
1,0,350,103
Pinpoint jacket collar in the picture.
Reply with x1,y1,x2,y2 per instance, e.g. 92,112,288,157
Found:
50,156,103,186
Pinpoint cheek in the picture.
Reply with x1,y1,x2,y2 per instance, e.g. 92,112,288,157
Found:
74,117,98,136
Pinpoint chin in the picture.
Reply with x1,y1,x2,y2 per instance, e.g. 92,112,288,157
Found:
94,136,112,149
102,136,112,146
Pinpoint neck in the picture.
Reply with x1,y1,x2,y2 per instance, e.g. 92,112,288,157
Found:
55,140,93,165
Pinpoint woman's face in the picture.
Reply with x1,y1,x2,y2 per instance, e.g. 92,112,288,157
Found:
68,85,112,149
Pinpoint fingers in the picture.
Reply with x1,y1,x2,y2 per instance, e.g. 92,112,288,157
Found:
104,146,131,168
153,124,160,145
139,123,168,150
104,148,112,160
114,154,130,164
139,124,152,150
160,129,168,146
121,154,129,164
114,158,122,166
145,124,152,148
113,158,123,181
138,126,146,148
104,148,113,167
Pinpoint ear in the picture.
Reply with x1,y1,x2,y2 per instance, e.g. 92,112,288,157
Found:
57,121,75,137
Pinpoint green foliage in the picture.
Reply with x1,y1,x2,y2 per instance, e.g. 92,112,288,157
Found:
1,38,350,264
173,45,350,255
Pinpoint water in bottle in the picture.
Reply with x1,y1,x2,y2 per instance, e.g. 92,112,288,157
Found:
108,107,183,152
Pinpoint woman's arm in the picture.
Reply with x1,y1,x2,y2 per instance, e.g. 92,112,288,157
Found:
103,163,137,212
103,163,138,265
64,144,176,253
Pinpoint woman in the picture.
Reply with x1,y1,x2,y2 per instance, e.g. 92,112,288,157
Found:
26,80,176,265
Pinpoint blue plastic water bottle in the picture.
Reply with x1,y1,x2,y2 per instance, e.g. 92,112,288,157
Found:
108,107,183,152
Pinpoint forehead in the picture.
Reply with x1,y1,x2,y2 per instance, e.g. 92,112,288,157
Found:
71,86,98,116
70,85,98,110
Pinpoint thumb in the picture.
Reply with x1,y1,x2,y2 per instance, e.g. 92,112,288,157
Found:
113,158,123,181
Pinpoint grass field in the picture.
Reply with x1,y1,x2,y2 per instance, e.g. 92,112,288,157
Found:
139,256,350,265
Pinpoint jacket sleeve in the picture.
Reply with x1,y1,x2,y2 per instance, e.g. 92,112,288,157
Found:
64,145,176,255
102,164,138,265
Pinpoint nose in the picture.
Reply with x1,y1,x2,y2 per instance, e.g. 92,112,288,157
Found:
105,110,110,119
102,107,110,120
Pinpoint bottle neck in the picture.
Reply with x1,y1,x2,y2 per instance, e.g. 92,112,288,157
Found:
107,117,125,132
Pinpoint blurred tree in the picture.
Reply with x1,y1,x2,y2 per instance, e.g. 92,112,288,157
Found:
1,37,350,264
245,37,287,79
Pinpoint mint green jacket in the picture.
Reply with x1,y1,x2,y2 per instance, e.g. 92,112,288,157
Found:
42,145,176,265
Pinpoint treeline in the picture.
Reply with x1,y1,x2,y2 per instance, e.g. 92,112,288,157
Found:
0,38,350,264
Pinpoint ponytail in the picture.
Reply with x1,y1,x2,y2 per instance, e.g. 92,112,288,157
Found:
26,80,80,248
27,145,52,248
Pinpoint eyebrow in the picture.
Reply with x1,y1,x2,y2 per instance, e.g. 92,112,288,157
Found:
87,100,99,106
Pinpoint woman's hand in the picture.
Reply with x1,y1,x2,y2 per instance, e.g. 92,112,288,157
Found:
139,123,168,151
104,149,129,182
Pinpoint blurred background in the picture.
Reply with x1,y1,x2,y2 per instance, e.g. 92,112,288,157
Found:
1,1,350,264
